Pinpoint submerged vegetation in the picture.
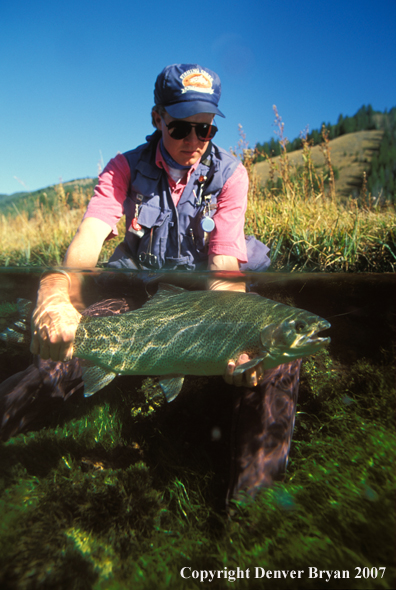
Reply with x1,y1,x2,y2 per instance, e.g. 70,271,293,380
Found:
0,347,395,589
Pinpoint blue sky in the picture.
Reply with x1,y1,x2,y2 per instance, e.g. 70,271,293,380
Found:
1,0,395,195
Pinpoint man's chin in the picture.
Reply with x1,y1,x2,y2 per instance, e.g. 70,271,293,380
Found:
178,152,201,166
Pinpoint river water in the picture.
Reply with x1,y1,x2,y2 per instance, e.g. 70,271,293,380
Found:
0,269,395,590
0,268,394,375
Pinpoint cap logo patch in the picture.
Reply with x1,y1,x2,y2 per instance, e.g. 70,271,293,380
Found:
180,69,214,94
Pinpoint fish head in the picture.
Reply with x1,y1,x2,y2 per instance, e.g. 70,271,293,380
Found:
260,309,331,364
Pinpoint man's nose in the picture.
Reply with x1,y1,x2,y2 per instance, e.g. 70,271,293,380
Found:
184,126,201,143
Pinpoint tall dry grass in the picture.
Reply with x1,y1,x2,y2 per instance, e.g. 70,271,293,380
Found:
240,108,396,271
0,183,125,266
1,113,395,271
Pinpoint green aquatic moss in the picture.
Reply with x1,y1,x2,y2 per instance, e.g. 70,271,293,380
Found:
56,402,124,451
0,356,395,590
0,301,18,317
0,459,163,589
129,377,165,419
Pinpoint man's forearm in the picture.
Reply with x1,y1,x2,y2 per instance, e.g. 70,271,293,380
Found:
62,216,113,306
207,254,246,292
63,217,111,268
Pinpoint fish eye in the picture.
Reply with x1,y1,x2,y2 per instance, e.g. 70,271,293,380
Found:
294,320,306,333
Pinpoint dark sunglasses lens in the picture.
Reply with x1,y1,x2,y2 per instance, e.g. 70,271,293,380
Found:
167,121,191,139
167,121,218,140
196,124,217,140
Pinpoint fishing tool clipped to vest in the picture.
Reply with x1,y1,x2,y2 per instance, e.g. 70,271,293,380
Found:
194,174,206,207
201,194,215,232
138,227,157,267
194,174,216,234
128,193,145,238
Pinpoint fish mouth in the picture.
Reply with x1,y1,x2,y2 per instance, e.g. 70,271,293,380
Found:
300,319,331,348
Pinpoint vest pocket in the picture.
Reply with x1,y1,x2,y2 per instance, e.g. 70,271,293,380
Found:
136,204,170,267
137,204,169,229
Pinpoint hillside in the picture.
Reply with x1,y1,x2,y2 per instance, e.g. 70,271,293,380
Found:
0,178,97,218
0,191,29,204
254,129,384,199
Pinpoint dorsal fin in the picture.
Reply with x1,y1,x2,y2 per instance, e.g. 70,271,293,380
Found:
142,283,187,309
157,283,186,295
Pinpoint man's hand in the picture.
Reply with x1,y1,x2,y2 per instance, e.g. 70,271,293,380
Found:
30,272,82,362
224,353,265,387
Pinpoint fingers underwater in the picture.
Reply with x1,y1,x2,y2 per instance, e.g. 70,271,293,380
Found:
224,355,262,388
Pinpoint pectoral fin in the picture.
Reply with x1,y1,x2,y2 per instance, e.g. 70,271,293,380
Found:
259,323,276,348
81,364,117,397
159,376,185,402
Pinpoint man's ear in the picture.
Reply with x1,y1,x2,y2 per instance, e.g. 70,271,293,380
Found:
152,110,162,131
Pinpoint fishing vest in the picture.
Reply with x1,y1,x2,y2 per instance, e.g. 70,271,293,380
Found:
107,131,270,272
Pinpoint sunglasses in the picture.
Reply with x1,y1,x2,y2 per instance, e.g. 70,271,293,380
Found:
166,120,218,141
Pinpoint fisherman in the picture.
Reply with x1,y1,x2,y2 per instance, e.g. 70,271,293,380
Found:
3,64,301,506
30,63,270,373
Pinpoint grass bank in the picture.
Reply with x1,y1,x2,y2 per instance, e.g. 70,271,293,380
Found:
0,182,117,267
0,122,395,270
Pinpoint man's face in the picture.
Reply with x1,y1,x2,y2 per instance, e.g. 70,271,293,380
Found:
153,110,214,167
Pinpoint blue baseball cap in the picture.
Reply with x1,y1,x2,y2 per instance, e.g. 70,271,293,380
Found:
154,64,225,119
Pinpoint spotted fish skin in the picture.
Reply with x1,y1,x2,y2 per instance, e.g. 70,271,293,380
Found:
73,285,330,397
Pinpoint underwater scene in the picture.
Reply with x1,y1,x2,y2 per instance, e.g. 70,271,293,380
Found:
0,268,395,590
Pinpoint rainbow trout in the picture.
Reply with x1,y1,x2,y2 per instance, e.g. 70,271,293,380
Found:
74,285,331,401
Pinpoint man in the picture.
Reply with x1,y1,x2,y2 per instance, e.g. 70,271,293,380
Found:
2,64,300,506
30,63,270,381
